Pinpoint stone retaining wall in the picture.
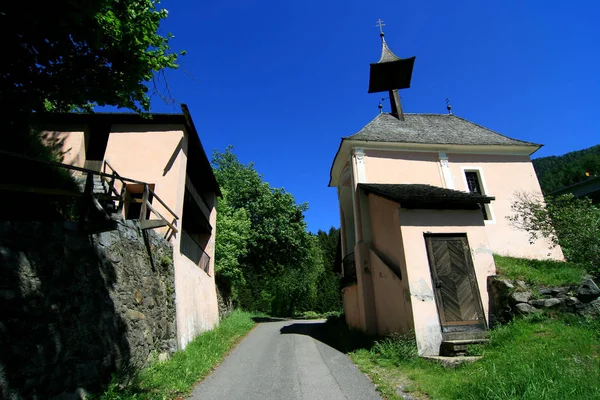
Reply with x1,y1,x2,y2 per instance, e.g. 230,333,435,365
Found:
0,220,177,399
215,276,234,320
488,275,600,326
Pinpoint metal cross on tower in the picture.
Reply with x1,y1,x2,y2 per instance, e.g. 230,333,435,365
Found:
376,19,385,35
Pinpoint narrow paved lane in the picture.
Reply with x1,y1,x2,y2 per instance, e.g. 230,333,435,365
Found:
190,319,381,400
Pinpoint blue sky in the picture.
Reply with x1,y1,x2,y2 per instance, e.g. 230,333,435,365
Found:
148,0,599,233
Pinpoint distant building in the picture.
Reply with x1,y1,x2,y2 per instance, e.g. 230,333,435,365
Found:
551,176,600,203
42,105,221,349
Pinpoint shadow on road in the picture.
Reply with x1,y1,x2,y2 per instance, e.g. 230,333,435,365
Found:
252,316,289,323
279,319,376,354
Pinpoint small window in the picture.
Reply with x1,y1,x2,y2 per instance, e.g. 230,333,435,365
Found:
464,171,490,220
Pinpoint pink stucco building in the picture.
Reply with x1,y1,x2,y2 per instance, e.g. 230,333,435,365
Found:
43,105,221,350
330,29,562,356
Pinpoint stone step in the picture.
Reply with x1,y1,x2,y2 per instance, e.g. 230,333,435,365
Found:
440,339,489,357
423,355,482,368
443,331,489,341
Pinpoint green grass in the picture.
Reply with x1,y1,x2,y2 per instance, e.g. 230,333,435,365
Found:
494,255,587,286
348,315,600,400
99,310,257,399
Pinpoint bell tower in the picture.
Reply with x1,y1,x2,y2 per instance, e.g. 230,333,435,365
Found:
368,20,416,120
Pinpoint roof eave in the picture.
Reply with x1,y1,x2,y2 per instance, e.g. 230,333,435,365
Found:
329,139,350,187
340,139,541,156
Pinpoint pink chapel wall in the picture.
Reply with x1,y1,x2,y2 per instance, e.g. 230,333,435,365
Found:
398,208,496,356
362,150,443,186
357,149,562,261
447,153,564,261
342,285,361,329
367,194,415,336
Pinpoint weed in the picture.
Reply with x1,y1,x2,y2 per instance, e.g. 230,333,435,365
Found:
371,332,419,365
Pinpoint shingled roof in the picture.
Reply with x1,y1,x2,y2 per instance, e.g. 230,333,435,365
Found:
346,113,540,147
359,183,495,210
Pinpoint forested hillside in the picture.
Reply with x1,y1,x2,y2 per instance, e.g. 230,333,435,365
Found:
212,146,341,317
533,144,600,193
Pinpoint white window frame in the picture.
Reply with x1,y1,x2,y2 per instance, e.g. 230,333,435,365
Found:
460,166,496,224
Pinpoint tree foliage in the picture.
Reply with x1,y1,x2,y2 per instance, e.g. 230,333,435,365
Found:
2,0,180,121
533,145,600,194
214,189,251,285
508,192,600,277
314,228,342,313
212,147,341,316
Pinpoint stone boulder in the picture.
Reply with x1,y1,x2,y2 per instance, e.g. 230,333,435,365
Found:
539,287,566,297
510,291,532,304
578,298,600,317
577,279,600,303
515,303,539,315
529,298,563,309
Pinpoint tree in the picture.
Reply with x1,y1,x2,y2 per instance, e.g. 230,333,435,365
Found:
313,228,342,313
214,189,251,285
2,2,181,217
533,145,600,193
212,146,323,316
508,192,600,277
2,0,180,125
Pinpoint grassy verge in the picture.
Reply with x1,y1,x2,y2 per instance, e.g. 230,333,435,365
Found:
99,310,257,400
344,314,600,400
494,255,587,286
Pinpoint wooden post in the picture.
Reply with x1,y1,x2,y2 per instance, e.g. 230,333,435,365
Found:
79,171,94,226
108,172,116,196
140,184,149,220
116,184,125,216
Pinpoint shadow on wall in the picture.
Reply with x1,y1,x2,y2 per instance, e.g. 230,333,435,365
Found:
0,221,177,399
0,222,128,398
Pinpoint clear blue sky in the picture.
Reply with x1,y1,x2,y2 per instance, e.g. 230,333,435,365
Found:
148,0,599,233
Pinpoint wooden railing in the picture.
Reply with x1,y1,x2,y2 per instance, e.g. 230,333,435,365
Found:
0,150,179,239
102,161,179,240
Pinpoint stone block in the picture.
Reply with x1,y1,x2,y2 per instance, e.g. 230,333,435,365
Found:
96,231,119,248
539,287,566,297
166,339,178,353
158,352,170,363
125,309,146,321
510,291,532,304
529,298,562,308
515,303,538,314
564,297,581,308
577,279,600,303
134,290,143,305
515,280,529,290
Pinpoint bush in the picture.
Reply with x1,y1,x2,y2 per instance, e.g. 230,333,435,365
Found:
508,192,600,277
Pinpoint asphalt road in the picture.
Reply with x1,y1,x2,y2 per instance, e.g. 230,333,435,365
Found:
189,319,381,400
